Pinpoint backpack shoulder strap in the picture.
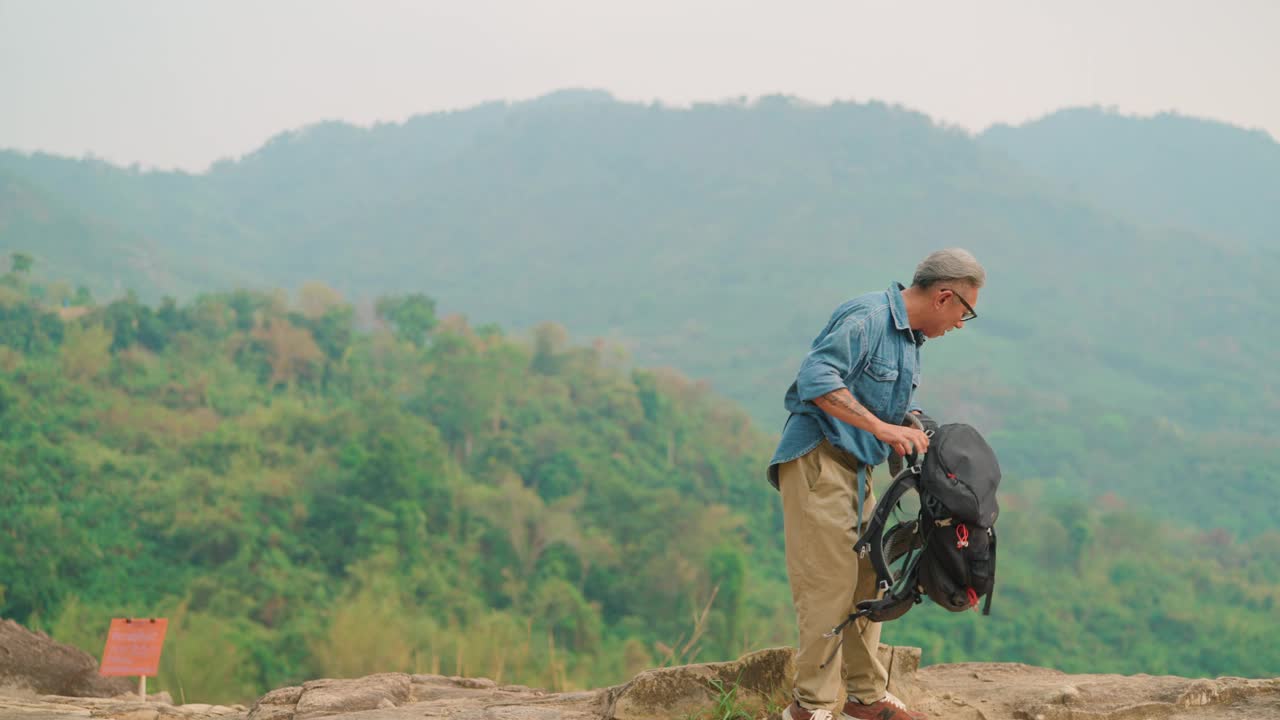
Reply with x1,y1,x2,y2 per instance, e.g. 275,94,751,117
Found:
854,467,919,588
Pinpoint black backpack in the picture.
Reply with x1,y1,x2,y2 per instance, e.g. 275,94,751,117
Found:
844,421,1002,628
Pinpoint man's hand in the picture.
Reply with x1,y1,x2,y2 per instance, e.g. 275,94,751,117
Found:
875,422,930,458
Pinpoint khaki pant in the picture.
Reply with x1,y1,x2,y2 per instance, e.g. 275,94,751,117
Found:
779,440,887,711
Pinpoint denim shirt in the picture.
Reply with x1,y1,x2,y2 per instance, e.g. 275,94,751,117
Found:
768,282,925,489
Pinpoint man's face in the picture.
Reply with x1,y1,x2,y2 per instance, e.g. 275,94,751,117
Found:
926,284,979,338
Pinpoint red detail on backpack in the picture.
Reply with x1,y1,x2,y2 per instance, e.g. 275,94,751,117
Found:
965,588,979,608
956,524,970,549
946,472,957,479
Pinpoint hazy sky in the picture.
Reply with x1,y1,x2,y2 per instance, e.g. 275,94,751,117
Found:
2,0,1277,171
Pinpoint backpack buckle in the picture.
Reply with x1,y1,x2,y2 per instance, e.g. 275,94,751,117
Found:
878,579,891,592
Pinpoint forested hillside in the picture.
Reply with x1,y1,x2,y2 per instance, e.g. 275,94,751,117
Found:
1,92,1276,538
2,263,1278,706
0,263,782,701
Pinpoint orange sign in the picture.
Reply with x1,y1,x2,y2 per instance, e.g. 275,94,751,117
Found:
100,618,168,676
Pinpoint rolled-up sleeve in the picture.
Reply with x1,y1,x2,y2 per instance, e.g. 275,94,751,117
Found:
796,317,867,402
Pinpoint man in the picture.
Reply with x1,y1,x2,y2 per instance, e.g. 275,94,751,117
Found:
769,248,985,720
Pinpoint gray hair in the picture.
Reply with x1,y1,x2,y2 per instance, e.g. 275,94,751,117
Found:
911,248,986,289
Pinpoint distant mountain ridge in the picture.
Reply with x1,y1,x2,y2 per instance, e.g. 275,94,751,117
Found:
981,106,1280,248
0,164,173,295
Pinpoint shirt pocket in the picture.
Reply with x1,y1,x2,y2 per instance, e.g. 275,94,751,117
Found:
856,355,899,412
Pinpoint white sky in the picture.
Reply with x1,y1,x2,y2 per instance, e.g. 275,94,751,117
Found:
1,0,1277,171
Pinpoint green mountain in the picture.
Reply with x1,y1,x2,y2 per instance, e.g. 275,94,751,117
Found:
0,154,262,295
1,92,1276,539
981,107,1280,248
0,165,164,298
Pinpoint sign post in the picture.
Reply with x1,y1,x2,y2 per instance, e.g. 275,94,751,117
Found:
100,618,168,700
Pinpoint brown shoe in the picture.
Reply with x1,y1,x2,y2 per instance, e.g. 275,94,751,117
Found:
783,700,835,720
840,692,926,720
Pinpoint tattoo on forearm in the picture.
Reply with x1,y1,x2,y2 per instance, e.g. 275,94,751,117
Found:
818,390,868,418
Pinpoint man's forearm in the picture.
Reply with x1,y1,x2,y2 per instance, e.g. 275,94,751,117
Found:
812,388,884,434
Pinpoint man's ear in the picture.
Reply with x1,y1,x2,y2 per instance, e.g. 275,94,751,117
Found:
934,287,951,310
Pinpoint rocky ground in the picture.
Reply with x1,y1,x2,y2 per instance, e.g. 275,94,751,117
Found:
3,619,1278,719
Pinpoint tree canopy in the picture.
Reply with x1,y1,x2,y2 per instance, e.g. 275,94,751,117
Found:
0,273,1276,705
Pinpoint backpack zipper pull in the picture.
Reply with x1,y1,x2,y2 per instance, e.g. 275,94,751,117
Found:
956,524,970,549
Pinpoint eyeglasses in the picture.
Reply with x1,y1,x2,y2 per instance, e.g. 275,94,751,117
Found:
941,288,978,322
